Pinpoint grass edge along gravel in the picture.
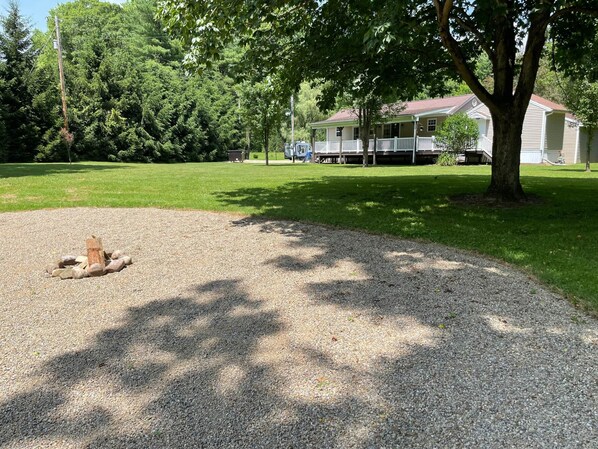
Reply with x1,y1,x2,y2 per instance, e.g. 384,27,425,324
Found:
1,161,597,316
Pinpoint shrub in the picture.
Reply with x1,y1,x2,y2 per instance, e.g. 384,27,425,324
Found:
435,113,479,154
436,151,458,166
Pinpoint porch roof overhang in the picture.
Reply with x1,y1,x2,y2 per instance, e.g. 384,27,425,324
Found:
310,112,456,129
412,108,453,119
469,111,490,120
310,119,359,129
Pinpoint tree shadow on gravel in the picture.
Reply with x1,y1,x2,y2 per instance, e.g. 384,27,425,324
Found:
0,221,596,448
0,278,384,448
215,173,598,310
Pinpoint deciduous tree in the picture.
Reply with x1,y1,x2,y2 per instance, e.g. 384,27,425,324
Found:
432,0,598,200
160,0,598,201
564,80,598,172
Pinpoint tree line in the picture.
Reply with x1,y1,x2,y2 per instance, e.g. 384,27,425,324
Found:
0,0,266,163
1,0,596,184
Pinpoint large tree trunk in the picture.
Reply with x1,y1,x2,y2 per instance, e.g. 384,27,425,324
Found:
486,112,525,201
359,107,371,168
361,133,369,167
434,0,551,202
586,128,594,172
264,121,269,166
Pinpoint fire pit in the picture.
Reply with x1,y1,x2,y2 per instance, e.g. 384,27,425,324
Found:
46,236,132,280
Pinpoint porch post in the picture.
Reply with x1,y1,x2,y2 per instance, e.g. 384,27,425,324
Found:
394,136,398,151
338,127,344,164
413,119,418,164
373,127,377,165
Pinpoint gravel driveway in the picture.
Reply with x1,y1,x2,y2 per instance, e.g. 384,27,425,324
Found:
0,208,596,449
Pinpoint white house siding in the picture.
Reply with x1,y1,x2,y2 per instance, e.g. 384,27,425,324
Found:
473,104,494,141
317,97,569,164
544,113,565,162
417,116,446,138
579,128,598,163
326,126,353,142
453,96,478,114
520,103,544,163
401,122,415,137
474,103,544,163
562,119,579,164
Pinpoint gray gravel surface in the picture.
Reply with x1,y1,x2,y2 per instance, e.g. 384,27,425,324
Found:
0,208,596,449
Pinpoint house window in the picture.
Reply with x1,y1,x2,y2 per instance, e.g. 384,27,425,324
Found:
353,127,359,140
427,119,437,132
383,124,391,138
336,127,342,137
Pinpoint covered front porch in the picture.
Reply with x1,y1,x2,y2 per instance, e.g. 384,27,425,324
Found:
314,136,437,163
313,135,492,164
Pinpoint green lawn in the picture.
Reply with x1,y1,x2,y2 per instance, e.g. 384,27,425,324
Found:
1,162,597,314
249,151,285,160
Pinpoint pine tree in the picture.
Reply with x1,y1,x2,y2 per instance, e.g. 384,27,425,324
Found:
0,0,37,162
0,79,7,162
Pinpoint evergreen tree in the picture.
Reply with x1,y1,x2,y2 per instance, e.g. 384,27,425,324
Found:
30,0,241,162
0,0,37,162
0,79,7,161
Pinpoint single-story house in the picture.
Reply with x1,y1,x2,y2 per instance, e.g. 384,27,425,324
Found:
563,114,598,165
310,93,598,164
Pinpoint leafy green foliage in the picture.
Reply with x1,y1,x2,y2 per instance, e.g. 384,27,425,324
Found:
564,79,598,171
552,25,598,171
239,76,286,162
552,7,598,83
23,0,242,162
0,86,7,162
280,82,327,143
533,48,568,106
435,151,458,166
434,113,479,154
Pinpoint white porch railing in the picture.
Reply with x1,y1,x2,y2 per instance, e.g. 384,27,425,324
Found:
315,137,420,154
417,137,437,151
478,135,492,156
315,136,497,156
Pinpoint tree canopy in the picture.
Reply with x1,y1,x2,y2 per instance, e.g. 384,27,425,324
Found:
159,0,598,200
2,0,321,163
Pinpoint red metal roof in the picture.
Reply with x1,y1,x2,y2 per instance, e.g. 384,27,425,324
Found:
530,94,567,112
316,94,475,124
314,93,568,126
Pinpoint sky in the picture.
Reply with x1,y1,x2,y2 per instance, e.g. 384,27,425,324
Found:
0,0,126,31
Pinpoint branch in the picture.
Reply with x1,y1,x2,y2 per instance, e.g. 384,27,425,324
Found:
433,0,496,112
454,16,495,65
515,8,552,113
548,4,598,24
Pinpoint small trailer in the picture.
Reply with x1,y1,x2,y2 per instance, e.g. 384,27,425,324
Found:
284,142,312,161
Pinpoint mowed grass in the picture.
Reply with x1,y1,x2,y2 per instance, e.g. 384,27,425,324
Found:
1,161,597,314
249,151,285,160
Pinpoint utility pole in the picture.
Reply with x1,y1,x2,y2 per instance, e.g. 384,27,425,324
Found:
291,94,295,163
55,15,71,164
246,128,250,159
